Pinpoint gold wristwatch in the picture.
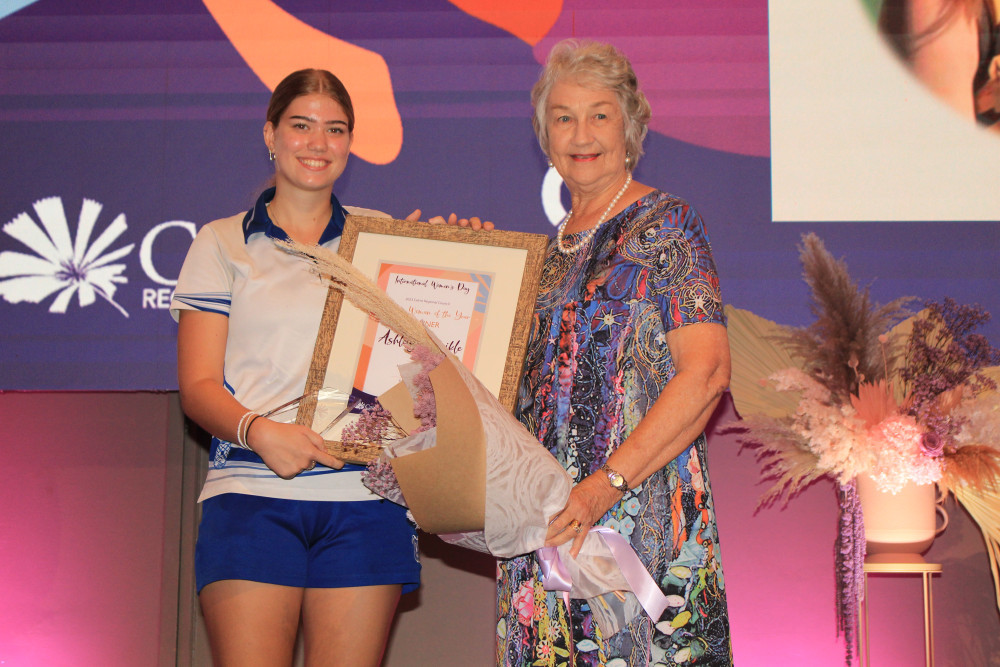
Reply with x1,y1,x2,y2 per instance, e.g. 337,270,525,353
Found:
600,463,629,494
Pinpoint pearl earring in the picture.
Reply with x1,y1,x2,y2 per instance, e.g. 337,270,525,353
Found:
625,152,631,166
268,149,275,161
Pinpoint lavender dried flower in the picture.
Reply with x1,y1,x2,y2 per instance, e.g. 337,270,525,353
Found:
834,482,865,667
901,299,1000,443
341,403,405,447
407,344,445,433
362,456,406,506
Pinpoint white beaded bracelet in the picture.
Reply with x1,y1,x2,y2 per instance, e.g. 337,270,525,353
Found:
235,410,256,450
243,414,262,451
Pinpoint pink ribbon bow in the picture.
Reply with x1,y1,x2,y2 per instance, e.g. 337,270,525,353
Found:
535,525,669,623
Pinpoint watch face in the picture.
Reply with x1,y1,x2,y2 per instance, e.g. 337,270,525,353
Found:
602,464,627,492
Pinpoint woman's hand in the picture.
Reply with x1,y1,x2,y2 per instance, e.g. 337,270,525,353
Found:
405,209,494,230
246,417,345,479
544,473,623,558
178,310,344,478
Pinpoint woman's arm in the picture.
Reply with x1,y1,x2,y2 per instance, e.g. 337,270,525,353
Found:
177,309,344,478
546,321,731,556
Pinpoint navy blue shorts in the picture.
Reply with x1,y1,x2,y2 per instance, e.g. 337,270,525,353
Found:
195,493,420,594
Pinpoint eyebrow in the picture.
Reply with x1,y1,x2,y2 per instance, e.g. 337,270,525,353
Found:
289,115,348,125
548,101,615,111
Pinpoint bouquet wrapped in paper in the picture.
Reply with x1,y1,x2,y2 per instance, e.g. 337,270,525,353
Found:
281,238,668,635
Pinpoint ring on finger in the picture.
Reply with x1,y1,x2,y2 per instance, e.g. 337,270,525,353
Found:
569,519,582,534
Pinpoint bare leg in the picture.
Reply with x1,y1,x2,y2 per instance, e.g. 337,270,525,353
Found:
200,579,304,667
301,584,402,667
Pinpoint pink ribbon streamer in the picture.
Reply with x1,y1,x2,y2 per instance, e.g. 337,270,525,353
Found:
536,545,573,591
535,526,669,623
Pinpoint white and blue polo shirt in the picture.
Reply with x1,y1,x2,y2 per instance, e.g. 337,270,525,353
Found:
171,187,389,503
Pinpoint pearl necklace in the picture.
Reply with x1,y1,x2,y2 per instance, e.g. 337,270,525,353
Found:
555,173,632,254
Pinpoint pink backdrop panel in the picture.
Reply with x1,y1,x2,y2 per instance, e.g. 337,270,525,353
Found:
0,392,172,666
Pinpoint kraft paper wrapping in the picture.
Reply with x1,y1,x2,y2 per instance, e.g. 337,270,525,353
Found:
377,349,657,635
383,356,487,533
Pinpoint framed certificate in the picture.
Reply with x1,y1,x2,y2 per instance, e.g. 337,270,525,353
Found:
297,216,549,435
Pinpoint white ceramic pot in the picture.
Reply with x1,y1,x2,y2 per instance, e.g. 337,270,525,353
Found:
856,475,948,559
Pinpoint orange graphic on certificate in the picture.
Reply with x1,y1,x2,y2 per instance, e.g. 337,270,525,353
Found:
353,263,492,394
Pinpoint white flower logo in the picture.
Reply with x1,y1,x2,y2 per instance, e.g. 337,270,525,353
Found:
0,197,134,317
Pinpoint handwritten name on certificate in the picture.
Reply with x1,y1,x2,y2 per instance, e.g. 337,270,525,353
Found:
353,263,493,394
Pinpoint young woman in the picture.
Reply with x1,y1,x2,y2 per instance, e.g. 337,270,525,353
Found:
171,69,420,666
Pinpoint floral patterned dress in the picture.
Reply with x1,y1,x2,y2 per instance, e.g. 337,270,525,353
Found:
496,190,732,666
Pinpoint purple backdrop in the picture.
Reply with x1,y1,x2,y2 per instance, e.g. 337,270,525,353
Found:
1,0,997,391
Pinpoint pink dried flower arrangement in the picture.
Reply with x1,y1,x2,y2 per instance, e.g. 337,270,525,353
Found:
725,233,1000,665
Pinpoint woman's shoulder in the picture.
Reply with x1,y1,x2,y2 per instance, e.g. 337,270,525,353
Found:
182,211,250,263
609,189,716,268
635,189,696,215
200,210,246,233
191,211,249,247
625,189,706,235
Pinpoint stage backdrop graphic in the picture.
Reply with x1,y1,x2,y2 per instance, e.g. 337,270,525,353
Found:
0,0,996,392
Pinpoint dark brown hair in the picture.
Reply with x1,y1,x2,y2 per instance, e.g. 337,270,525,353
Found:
265,69,355,132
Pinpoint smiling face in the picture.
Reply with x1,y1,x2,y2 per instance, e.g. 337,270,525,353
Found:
545,79,627,197
263,93,353,195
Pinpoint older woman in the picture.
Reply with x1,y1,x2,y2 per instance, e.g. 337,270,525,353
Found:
496,41,733,665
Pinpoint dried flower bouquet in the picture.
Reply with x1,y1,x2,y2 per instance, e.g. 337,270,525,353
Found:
724,233,1000,665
